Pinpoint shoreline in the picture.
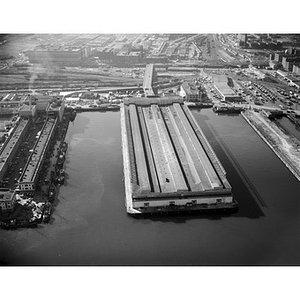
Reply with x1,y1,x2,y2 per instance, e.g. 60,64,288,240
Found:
241,110,300,181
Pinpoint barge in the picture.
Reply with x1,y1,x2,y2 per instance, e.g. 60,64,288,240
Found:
213,103,244,114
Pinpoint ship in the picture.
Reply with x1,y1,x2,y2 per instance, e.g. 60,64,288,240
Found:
187,102,213,109
213,103,244,114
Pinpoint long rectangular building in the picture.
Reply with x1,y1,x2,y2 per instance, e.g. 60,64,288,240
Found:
18,117,57,192
0,118,30,181
121,97,237,215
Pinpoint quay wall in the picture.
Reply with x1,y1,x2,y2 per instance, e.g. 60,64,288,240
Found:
120,104,141,214
241,111,300,181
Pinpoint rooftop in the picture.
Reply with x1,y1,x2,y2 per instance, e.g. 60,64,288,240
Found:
19,118,56,184
125,101,230,197
181,82,199,95
0,190,15,202
0,119,29,173
214,81,236,96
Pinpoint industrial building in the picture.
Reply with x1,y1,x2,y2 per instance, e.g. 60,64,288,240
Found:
273,49,300,74
0,118,30,182
18,117,57,192
213,80,241,102
121,97,236,215
25,45,91,65
179,82,200,102
121,64,236,215
0,190,17,211
94,47,143,66
292,64,300,76
114,51,142,65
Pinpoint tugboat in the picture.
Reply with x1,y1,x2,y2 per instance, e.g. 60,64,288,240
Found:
60,141,68,152
48,184,56,203
56,169,65,185
43,202,52,223
56,153,65,168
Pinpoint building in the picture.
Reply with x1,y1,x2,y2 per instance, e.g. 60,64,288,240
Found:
143,56,168,64
0,190,16,211
214,82,241,102
274,52,285,63
121,97,236,215
0,118,30,182
29,94,65,120
179,82,200,102
47,99,65,122
95,48,115,63
18,117,57,192
18,104,37,118
283,56,300,72
113,51,142,65
269,60,282,70
292,64,300,76
213,75,241,102
25,45,91,65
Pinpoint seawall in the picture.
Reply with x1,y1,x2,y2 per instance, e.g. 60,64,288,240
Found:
241,111,300,181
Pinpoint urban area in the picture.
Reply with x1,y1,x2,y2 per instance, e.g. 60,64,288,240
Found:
0,33,300,228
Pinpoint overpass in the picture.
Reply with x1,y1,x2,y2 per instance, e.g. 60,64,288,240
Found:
143,64,157,97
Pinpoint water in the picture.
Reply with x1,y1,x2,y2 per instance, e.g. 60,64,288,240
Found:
1,109,300,266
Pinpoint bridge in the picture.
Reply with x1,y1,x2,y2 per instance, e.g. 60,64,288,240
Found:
143,64,158,97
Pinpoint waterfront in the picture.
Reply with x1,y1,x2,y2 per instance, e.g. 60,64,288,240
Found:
1,109,300,265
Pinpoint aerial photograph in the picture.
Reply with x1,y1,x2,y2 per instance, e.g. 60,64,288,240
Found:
1,1,300,298
1,31,300,262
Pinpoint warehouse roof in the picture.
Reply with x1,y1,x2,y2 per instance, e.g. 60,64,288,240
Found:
214,81,236,96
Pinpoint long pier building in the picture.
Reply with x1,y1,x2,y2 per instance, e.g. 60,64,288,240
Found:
0,118,30,181
18,117,58,192
121,97,237,215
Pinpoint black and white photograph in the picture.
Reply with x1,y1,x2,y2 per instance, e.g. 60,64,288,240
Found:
1,1,300,299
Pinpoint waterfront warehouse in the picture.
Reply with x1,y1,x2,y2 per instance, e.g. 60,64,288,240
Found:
18,117,58,192
121,97,237,215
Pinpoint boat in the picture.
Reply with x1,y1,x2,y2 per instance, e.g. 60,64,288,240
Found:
56,153,65,168
187,102,213,109
57,175,65,185
48,184,56,202
60,141,68,152
43,203,52,223
213,103,244,114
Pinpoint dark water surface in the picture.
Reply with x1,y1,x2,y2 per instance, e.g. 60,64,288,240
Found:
1,109,300,266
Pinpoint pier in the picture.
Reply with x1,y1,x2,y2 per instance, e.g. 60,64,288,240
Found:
121,64,237,215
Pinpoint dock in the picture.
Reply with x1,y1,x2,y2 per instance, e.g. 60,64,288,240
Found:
121,96,237,215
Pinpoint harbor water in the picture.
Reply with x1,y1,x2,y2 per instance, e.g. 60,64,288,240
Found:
1,109,300,266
